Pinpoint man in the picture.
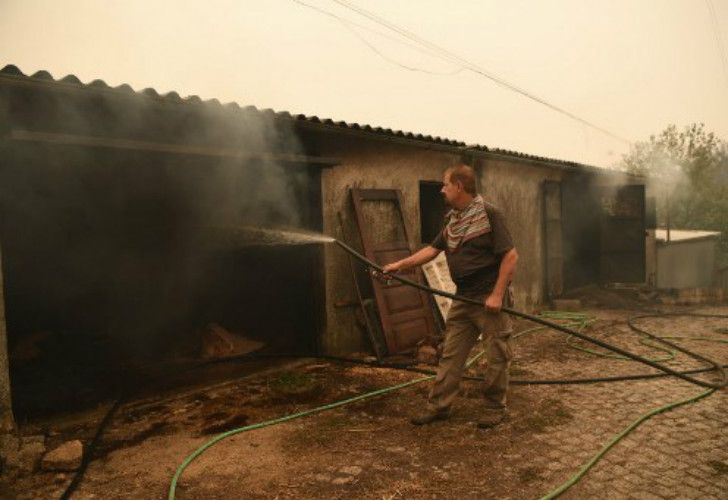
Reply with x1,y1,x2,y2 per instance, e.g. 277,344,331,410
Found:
382,164,518,428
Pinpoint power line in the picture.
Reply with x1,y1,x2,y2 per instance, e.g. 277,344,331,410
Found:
342,22,464,75
332,0,480,72
290,0,463,75
331,0,632,145
706,0,728,89
290,0,431,58
293,0,463,65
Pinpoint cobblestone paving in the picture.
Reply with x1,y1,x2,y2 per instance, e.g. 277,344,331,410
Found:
4,307,726,499
512,308,728,499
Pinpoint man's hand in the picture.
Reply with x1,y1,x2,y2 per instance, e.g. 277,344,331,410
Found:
376,247,440,284
484,292,503,313
382,262,402,274
371,261,402,285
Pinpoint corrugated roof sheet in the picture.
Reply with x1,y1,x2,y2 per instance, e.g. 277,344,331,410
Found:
0,64,602,171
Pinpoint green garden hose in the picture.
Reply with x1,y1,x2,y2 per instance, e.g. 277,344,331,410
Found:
541,387,716,499
167,351,486,499
168,375,432,499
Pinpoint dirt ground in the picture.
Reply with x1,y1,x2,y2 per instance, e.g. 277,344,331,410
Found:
2,302,727,499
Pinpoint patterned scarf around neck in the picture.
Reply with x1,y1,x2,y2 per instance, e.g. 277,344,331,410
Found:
444,194,491,251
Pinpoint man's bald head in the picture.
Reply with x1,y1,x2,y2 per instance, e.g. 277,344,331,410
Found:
444,164,478,196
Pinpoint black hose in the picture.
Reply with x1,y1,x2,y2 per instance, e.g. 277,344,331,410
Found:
59,396,124,500
333,239,727,389
403,362,728,385
138,350,728,386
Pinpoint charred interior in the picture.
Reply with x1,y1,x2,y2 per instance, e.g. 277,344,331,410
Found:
0,74,325,420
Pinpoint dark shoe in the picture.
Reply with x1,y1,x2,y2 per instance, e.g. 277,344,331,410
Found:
410,409,450,426
477,410,506,429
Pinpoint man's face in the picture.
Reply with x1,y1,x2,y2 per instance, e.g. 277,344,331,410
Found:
441,173,460,206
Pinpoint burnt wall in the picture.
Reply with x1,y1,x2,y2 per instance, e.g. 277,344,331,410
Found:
561,172,646,289
0,240,11,430
561,174,601,290
0,141,323,417
1,144,317,349
0,76,324,417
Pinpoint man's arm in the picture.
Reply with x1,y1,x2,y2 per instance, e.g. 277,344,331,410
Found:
383,246,441,274
485,247,519,312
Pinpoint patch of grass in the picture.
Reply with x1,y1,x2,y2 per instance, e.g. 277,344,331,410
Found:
269,371,322,398
708,460,728,475
270,371,313,390
518,466,543,482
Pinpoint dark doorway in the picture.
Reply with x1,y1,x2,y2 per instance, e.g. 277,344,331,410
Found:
419,181,446,244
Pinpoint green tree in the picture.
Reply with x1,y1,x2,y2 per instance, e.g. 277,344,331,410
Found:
621,123,728,264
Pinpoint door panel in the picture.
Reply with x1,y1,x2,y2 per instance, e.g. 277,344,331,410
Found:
351,188,438,354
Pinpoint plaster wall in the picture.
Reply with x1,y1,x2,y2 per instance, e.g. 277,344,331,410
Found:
315,135,568,353
480,158,564,310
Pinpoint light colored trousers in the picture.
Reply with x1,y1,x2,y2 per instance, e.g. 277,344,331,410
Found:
427,299,514,412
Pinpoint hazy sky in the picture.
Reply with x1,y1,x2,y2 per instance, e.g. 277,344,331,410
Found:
2,0,727,167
